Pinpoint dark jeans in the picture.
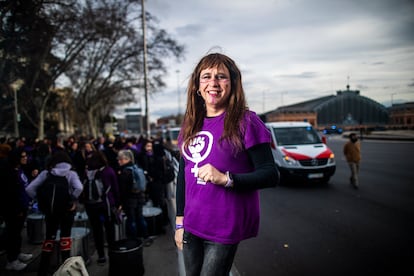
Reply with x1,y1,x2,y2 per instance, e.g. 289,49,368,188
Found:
85,203,115,258
3,211,27,262
183,231,238,276
44,210,75,240
124,196,148,239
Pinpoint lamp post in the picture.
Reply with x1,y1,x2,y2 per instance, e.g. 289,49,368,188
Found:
10,79,24,138
141,0,150,137
176,69,180,118
391,93,397,106
281,91,288,120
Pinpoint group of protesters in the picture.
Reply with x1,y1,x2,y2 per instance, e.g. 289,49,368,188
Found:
0,133,174,274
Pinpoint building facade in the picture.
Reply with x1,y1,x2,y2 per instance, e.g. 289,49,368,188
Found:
263,86,389,130
388,102,414,129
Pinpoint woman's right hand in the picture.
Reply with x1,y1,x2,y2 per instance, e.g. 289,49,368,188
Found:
175,228,184,250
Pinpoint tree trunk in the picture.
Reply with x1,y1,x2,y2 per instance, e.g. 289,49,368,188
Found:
87,109,97,138
37,93,50,140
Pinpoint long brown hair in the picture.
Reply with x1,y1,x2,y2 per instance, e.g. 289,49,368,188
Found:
180,53,248,153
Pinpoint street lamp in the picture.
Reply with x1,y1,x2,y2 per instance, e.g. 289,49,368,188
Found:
281,91,288,120
141,0,150,137
391,93,397,106
176,70,180,117
10,79,24,138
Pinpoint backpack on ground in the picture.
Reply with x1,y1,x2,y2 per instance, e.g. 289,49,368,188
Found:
37,172,72,215
125,164,147,192
83,169,105,203
53,256,89,276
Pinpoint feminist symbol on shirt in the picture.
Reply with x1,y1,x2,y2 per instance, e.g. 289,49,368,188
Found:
181,131,213,185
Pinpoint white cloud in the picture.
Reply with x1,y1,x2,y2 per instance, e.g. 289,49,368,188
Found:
142,0,414,122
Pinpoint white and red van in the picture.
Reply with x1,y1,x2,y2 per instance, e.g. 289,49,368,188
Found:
265,121,336,184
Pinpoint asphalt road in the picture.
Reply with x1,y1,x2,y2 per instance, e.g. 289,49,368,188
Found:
233,136,414,276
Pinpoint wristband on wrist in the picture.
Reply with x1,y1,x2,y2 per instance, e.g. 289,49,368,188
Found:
175,224,184,230
225,171,234,188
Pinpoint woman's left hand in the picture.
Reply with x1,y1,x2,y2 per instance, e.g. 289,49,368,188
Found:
197,163,227,186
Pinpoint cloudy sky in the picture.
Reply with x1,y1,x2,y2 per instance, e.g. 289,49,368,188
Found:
133,0,414,122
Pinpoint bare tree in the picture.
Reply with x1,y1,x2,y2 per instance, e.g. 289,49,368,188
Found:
65,0,184,137
1,0,184,138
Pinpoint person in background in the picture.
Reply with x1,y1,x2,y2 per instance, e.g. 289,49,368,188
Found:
124,137,139,163
66,140,79,162
137,140,165,206
0,147,33,271
117,149,151,246
20,148,39,183
83,151,121,265
102,138,119,171
73,141,96,182
343,132,361,189
25,150,83,276
174,52,279,276
94,136,106,151
32,142,52,173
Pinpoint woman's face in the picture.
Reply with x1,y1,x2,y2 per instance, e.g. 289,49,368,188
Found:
144,142,153,153
198,65,231,115
117,155,130,166
20,151,28,165
85,143,93,152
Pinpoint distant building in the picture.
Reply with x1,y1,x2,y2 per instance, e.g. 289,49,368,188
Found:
157,114,181,128
388,102,414,129
124,108,143,134
262,85,389,130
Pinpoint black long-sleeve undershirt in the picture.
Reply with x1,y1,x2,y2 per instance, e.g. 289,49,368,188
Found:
176,142,279,216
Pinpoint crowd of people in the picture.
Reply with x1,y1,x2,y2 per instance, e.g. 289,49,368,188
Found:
0,133,174,274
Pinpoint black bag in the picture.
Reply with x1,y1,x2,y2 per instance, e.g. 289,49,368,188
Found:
83,170,104,203
163,157,175,184
37,173,72,215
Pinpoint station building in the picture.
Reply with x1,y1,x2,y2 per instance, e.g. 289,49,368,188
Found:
262,85,389,130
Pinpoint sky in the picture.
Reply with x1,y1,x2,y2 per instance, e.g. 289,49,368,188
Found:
125,0,414,123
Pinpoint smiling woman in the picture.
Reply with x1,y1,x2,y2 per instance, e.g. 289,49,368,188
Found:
174,52,279,276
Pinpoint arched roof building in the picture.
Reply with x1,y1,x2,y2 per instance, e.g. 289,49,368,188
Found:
263,86,389,129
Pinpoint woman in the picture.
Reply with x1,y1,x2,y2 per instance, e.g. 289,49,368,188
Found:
1,148,33,271
83,151,121,264
25,150,83,276
117,149,150,244
137,140,165,208
174,53,279,276
73,141,96,182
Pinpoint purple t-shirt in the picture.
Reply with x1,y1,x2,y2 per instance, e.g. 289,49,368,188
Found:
179,111,271,244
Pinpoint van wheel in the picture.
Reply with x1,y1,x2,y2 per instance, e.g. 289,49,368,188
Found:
278,176,288,186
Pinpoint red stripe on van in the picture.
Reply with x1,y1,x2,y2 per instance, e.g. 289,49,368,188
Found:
281,148,333,160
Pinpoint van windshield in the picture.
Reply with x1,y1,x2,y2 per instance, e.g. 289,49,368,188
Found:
271,126,322,146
